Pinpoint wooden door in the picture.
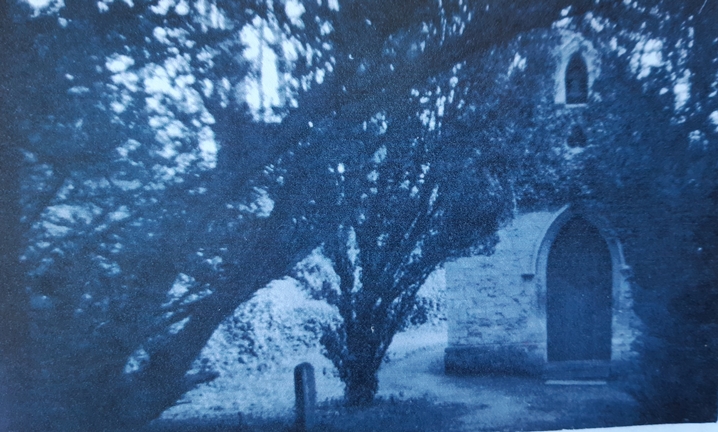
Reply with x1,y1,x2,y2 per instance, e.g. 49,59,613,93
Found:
547,217,612,361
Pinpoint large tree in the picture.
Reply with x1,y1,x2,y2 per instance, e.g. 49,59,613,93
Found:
316,34,570,404
1,0,611,429
3,1,336,429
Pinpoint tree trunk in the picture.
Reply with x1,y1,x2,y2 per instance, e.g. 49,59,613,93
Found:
0,137,28,431
344,359,380,406
0,1,32,429
343,318,385,406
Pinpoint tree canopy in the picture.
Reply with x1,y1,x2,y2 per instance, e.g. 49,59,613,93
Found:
0,0,716,429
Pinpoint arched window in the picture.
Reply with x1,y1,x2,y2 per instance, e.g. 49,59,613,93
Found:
567,125,587,148
565,53,588,104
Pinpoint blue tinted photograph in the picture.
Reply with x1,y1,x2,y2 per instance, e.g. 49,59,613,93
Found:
0,0,716,431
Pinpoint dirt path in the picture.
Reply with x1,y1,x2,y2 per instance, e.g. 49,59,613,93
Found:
377,343,639,431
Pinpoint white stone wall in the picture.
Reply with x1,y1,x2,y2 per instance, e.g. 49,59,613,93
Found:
446,212,556,355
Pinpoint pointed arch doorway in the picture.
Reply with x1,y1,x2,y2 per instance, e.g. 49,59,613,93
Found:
546,216,612,362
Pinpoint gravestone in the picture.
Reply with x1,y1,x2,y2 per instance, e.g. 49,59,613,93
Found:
294,362,316,432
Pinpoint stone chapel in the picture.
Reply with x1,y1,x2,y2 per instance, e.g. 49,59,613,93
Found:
444,30,642,380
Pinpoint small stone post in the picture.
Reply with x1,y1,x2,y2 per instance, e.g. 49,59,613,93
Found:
294,362,316,432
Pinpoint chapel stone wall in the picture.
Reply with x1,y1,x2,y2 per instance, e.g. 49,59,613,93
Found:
445,211,557,374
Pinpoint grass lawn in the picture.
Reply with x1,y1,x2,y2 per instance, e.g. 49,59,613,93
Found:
148,344,642,432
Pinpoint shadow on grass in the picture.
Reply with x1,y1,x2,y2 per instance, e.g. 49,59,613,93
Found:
145,378,639,432
312,397,471,432
145,397,471,432
508,380,640,432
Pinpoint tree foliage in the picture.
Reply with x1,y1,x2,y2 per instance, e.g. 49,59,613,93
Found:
3,0,715,429
3,0,336,429
1,0,594,429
